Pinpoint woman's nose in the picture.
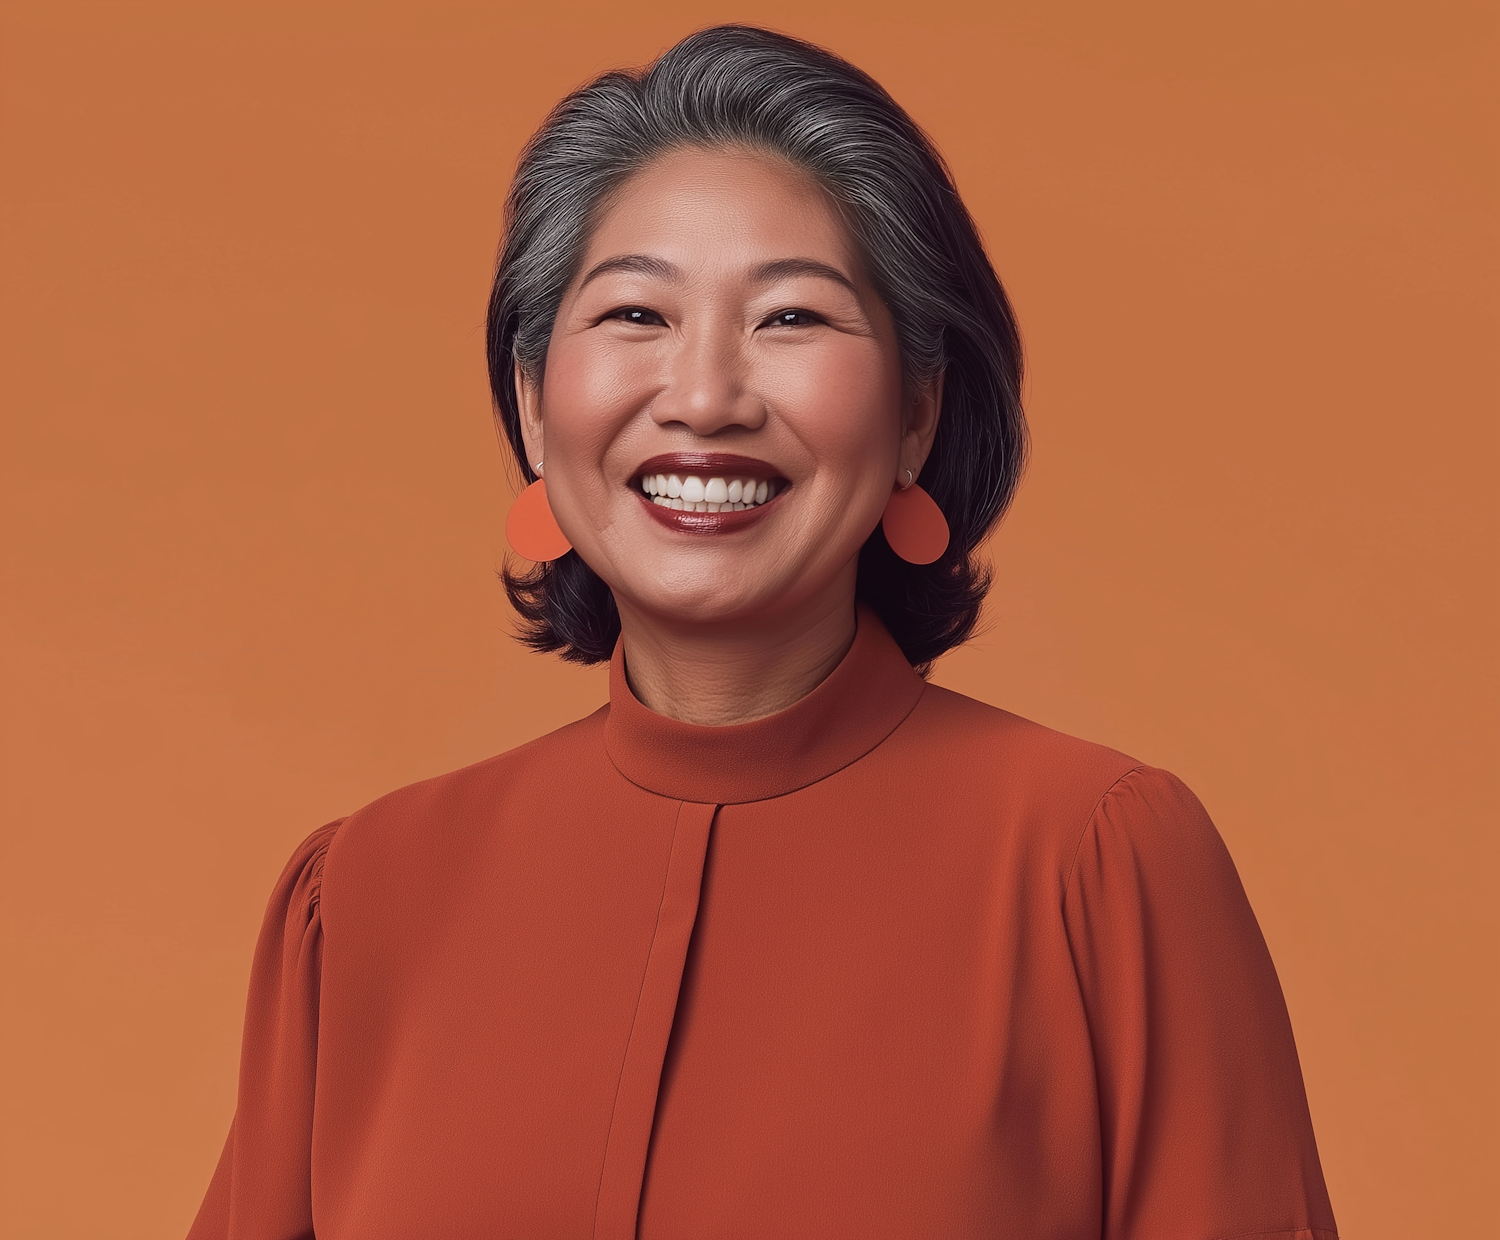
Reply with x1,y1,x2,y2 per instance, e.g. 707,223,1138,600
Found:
649,327,766,435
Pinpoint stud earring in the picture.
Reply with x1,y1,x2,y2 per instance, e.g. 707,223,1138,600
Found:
880,468,949,564
506,464,572,562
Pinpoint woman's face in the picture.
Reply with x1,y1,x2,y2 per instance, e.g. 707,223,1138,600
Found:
517,146,939,634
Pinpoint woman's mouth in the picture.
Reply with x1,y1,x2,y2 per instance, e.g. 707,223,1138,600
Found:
639,472,782,512
631,453,787,531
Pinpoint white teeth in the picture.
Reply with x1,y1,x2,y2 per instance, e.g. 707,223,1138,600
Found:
640,473,779,509
648,495,754,512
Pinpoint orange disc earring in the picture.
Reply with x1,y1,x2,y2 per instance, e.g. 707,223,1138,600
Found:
505,463,573,562
881,468,949,564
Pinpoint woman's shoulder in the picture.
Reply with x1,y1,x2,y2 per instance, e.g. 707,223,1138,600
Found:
313,705,612,875
910,681,1148,798
351,704,610,818
253,815,343,937
905,682,1222,878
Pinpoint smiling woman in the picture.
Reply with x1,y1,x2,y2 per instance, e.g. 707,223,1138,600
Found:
187,25,1338,1240
490,29,1025,685
511,144,955,723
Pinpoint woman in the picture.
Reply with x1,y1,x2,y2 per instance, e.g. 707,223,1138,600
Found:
190,25,1337,1240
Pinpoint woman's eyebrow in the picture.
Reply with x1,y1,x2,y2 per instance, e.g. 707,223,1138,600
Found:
750,257,860,296
579,254,681,288
577,253,861,296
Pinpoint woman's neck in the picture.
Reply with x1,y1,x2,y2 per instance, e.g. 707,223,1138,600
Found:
615,590,858,727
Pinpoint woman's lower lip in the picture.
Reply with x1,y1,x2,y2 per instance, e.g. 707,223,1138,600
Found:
638,489,784,533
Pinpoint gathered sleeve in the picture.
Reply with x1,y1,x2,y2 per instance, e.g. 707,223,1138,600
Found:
187,820,341,1240
1063,767,1337,1240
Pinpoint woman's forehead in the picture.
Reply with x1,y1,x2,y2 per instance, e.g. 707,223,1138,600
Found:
581,147,860,278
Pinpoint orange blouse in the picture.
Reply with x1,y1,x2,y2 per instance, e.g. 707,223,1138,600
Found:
189,609,1336,1239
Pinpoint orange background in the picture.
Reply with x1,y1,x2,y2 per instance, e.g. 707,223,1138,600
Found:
1,2,1496,1236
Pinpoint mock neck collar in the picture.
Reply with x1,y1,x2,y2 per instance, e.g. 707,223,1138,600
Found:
602,606,926,805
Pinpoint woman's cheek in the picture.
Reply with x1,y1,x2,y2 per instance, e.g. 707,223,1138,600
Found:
596,350,670,434
545,339,646,450
774,343,900,460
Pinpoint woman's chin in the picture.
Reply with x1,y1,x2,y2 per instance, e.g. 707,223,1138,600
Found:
621,590,785,631
611,569,836,634
589,509,864,633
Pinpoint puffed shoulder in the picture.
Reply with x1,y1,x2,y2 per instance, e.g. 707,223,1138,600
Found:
274,817,343,918
186,818,345,1240
1060,766,1338,1238
1067,763,1225,888
1068,761,1218,857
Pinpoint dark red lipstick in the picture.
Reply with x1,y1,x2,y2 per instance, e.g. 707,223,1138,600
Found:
633,452,783,482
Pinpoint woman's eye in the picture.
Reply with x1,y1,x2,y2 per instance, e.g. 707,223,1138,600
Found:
607,306,665,326
764,309,823,328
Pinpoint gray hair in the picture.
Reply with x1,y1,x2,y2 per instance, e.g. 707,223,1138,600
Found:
487,24,1026,670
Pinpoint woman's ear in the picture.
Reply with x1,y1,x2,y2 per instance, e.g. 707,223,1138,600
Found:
514,359,545,476
900,370,944,481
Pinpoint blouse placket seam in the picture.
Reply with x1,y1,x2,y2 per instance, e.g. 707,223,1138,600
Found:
589,797,718,1240
589,802,682,1234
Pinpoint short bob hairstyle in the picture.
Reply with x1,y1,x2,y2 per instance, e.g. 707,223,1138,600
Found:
487,24,1026,672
